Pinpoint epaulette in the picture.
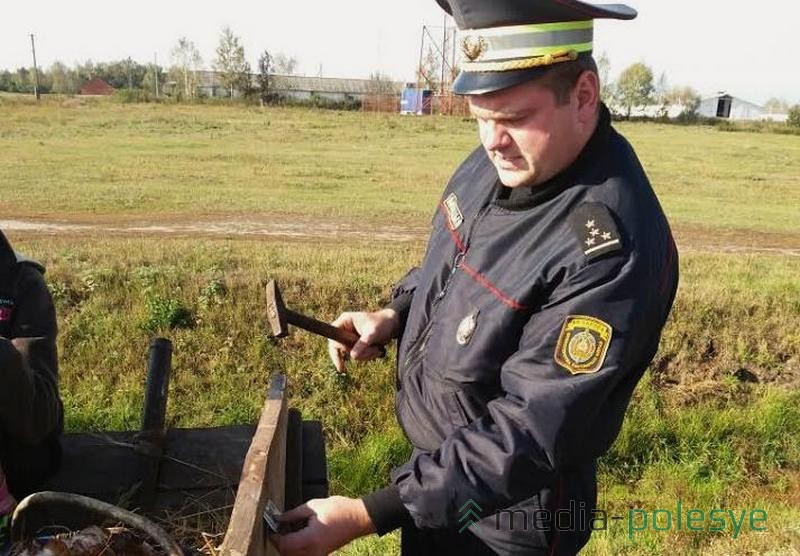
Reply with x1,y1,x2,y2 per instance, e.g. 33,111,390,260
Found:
568,203,623,262
14,251,46,274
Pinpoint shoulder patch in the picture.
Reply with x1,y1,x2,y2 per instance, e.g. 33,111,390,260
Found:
555,315,613,375
568,203,622,261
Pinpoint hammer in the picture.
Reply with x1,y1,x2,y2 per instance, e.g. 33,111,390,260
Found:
266,280,385,356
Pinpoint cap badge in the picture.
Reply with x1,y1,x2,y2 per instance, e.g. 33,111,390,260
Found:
456,309,479,346
461,35,488,62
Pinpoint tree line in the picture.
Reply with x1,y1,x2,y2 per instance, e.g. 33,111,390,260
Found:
0,27,299,104
2,33,799,125
595,55,798,123
601,57,704,120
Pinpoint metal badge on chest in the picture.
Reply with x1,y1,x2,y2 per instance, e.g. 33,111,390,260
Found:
456,309,479,346
443,193,464,230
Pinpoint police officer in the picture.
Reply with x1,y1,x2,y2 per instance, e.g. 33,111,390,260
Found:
0,230,63,501
275,1,678,554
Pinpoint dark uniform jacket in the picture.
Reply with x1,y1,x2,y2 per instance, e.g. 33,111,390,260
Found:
0,232,63,497
363,106,679,554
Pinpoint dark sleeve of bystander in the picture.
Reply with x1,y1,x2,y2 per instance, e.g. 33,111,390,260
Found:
0,258,63,495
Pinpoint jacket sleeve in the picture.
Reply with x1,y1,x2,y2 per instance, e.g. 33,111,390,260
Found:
389,248,676,528
385,267,419,336
0,265,61,445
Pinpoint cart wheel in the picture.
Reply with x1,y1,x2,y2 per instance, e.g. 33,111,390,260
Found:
10,491,183,556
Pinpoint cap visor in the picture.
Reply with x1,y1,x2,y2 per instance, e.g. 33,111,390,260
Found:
452,67,552,96
565,1,637,20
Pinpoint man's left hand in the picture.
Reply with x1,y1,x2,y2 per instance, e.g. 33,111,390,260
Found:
271,496,375,555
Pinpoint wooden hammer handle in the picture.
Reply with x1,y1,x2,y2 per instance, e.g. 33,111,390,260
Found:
285,309,388,358
285,309,361,346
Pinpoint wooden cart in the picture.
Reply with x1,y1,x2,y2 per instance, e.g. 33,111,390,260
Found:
31,338,327,556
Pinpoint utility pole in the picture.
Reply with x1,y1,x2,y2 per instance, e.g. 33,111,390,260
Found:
451,27,457,83
30,34,41,101
154,53,159,98
417,26,425,114
440,14,447,96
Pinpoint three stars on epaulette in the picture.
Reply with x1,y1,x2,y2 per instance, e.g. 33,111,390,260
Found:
569,203,623,261
583,218,617,253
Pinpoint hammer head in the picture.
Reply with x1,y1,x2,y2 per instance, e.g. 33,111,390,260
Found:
266,280,288,338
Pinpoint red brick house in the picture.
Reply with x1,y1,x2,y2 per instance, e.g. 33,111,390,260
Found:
79,78,115,95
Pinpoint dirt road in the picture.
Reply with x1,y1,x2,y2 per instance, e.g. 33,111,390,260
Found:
2,217,798,256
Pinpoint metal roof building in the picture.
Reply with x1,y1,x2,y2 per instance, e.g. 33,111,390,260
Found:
195,71,404,100
697,93,765,121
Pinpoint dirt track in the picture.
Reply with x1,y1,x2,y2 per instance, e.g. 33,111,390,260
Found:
2,217,799,255
0,217,429,243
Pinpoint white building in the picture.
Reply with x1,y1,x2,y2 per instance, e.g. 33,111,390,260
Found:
697,92,765,121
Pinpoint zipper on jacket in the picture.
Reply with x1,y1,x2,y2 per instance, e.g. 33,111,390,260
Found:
402,205,490,370
404,250,461,367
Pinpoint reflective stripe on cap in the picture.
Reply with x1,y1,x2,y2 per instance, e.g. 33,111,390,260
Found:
460,20,593,72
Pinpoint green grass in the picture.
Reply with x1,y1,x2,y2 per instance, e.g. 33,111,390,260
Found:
3,97,800,554
655,253,800,390
2,98,800,234
6,235,799,555
31,237,420,432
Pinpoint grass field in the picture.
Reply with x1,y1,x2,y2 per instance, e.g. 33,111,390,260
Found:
2,96,799,554
2,95,800,236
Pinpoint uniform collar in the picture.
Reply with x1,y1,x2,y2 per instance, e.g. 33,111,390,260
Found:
494,103,612,210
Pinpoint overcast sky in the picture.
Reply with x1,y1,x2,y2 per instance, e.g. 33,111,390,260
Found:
3,0,798,105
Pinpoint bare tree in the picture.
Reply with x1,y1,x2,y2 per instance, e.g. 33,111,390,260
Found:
655,72,669,100
596,51,614,102
214,27,251,98
49,61,78,94
367,71,396,94
142,64,165,98
653,72,670,117
273,53,298,75
763,98,790,114
75,60,95,83
258,50,274,104
170,37,202,99
666,86,701,119
418,45,440,91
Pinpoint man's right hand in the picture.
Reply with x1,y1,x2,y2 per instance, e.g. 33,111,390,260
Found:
328,309,399,372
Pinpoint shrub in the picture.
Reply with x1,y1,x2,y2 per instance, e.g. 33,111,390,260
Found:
198,278,227,309
787,105,800,128
113,88,156,103
141,295,193,332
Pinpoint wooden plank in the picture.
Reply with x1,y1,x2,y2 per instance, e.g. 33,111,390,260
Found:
220,375,287,556
45,425,255,501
